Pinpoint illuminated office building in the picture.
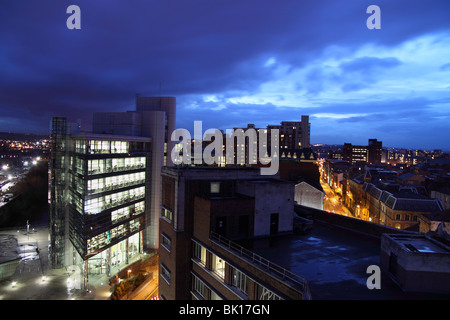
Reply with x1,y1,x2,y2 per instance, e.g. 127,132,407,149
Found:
49,97,175,289
343,139,382,165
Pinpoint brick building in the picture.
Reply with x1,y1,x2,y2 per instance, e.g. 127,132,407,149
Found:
158,166,310,300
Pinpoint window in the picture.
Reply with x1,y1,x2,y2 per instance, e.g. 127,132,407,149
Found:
161,207,173,222
111,141,129,153
193,242,207,266
192,275,206,299
162,233,171,252
75,140,86,154
232,268,248,295
111,206,129,223
210,290,222,300
212,254,225,279
405,214,410,221
395,214,401,220
161,265,171,284
210,182,220,194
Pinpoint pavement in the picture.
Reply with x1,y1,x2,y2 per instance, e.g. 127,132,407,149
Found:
0,226,158,300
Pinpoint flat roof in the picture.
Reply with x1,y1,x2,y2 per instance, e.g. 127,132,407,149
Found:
72,132,152,142
385,234,450,254
246,221,450,299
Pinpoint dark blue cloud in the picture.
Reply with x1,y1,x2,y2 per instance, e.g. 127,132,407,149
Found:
0,0,449,150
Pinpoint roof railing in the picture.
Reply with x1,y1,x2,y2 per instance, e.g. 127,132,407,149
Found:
210,231,311,299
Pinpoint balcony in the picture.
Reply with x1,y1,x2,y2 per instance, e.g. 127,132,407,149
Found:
210,231,311,300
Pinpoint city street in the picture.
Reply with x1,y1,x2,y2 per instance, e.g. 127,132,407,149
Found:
320,178,353,217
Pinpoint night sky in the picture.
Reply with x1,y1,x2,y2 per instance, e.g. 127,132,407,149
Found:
1,0,449,150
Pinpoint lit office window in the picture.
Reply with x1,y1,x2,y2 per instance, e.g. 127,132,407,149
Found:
111,206,129,222
89,140,111,154
161,207,173,222
111,141,129,153
193,242,207,266
85,197,103,214
210,182,220,194
75,140,86,153
212,254,225,279
110,201,143,223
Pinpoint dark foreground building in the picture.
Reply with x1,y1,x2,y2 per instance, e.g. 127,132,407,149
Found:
158,166,311,300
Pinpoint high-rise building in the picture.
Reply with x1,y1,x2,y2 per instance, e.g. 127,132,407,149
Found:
226,115,312,166
93,96,176,249
368,138,382,164
49,96,175,289
267,115,310,150
343,139,382,165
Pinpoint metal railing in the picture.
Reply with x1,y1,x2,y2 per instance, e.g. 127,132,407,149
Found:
210,231,311,299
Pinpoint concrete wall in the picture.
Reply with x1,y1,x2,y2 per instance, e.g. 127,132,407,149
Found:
237,180,294,237
294,181,324,210
380,234,450,293
294,204,414,238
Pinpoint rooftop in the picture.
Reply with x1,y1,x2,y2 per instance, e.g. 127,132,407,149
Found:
386,233,450,254
73,132,152,142
246,219,450,300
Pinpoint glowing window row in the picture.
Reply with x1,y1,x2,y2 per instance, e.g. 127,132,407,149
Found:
85,186,145,215
75,140,129,154
88,157,146,175
87,218,141,254
87,172,145,194
111,201,145,223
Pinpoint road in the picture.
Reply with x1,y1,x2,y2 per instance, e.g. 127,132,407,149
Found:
320,178,353,217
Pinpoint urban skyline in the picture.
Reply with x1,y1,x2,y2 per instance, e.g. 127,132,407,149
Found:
1,94,449,302
1,1,449,151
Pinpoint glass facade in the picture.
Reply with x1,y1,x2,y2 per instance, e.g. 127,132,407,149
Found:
87,234,141,275
49,117,68,269
57,135,150,281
